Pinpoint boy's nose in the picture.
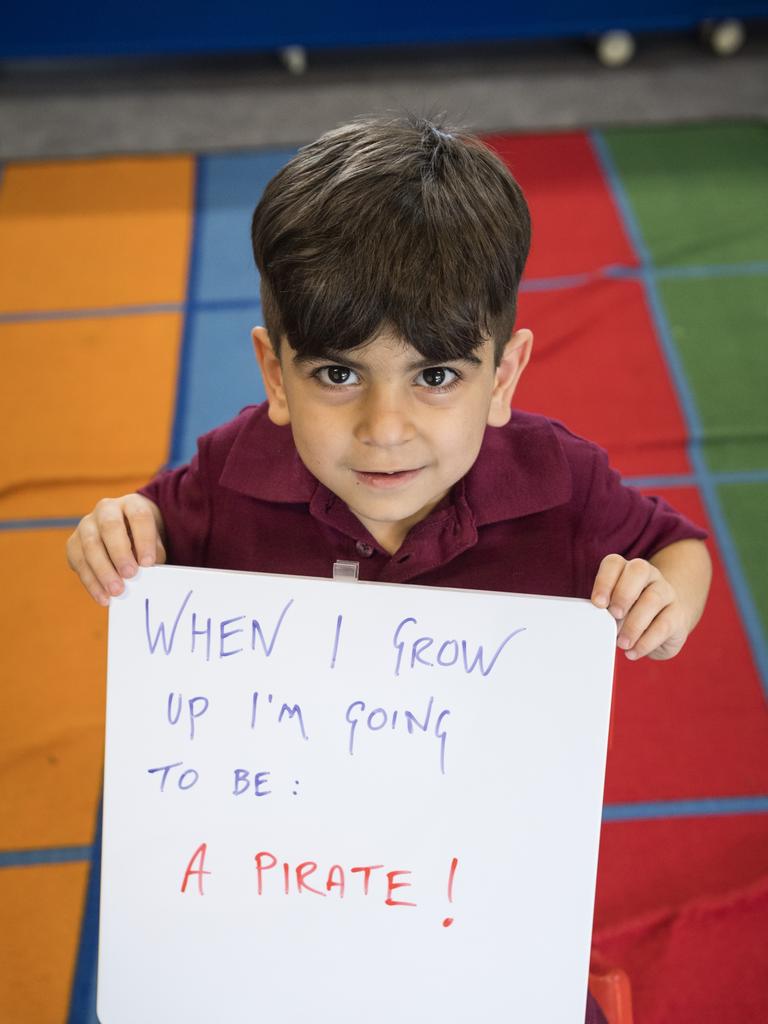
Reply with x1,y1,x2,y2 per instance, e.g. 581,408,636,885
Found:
354,391,416,448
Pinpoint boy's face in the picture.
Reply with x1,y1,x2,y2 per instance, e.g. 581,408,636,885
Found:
253,326,532,554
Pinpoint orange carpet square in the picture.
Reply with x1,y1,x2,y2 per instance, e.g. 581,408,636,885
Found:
0,155,194,314
0,313,182,520
0,862,89,1024
0,529,107,849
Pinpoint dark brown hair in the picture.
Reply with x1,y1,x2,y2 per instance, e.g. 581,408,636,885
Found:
251,113,531,365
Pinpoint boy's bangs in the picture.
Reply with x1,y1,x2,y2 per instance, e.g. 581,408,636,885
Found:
262,230,518,365
271,289,513,366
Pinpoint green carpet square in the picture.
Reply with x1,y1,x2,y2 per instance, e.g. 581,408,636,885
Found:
718,482,768,635
603,123,768,267
658,274,768,472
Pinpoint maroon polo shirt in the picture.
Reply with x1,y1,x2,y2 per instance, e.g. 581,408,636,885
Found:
140,403,706,595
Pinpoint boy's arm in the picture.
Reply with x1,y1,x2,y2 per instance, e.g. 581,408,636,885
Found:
591,538,712,661
66,494,166,606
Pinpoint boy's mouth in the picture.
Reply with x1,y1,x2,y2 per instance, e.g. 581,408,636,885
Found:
352,468,422,489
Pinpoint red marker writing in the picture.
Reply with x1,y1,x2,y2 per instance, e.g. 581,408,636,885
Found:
180,842,211,896
442,856,458,927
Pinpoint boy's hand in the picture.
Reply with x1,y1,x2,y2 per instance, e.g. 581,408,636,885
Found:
66,494,166,606
590,554,691,661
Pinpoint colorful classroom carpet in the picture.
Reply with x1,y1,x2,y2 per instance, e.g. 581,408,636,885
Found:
1,121,767,1023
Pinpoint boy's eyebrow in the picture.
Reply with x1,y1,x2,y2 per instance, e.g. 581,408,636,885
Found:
292,350,365,368
404,353,483,370
292,350,483,369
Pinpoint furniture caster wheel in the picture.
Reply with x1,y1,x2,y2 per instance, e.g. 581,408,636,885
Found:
279,45,308,75
700,18,746,56
595,29,636,67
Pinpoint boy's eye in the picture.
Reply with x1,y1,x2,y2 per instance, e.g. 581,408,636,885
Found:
315,365,359,386
415,366,459,388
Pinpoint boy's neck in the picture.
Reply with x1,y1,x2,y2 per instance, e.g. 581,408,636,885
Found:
353,491,450,556
362,520,408,556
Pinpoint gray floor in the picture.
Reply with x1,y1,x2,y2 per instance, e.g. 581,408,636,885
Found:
1,28,767,160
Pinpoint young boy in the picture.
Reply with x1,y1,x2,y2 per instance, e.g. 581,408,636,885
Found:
66,114,711,1021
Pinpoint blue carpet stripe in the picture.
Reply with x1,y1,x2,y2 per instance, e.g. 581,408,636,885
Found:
67,803,102,1024
624,473,697,489
0,845,92,867
653,261,768,280
194,297,260,313
0,516,81,530
603,796,768,822
168,154,205,468
590,129,768,704
5,473,768,531
1,261,766,324
625,469,768,489
2,793,766,871
0,303,183,324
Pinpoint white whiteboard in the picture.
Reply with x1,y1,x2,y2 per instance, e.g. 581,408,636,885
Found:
98,564,616,1023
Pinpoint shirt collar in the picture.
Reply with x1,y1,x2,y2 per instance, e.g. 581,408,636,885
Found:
219,405,318,503
219,404,572,523
465,411,572,526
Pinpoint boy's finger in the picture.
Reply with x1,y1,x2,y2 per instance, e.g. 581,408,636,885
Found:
76,561,112,607
155,535,167,565
79,517,127,596
616,582,672,650
591,554,627,608
624,608,682,661
66,534,111,606
124,498,161,567
94,500,139,579
605,558,657,619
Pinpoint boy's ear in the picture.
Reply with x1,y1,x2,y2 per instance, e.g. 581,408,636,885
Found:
487,329,533,428
252,326,291,426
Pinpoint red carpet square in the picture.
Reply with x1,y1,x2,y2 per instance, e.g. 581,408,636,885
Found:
515,278,691,476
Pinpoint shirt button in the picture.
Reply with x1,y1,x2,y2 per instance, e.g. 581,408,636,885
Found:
355,541,374,558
